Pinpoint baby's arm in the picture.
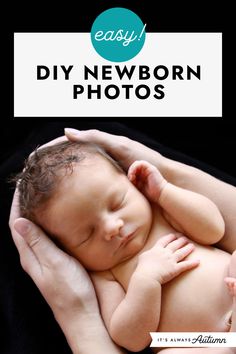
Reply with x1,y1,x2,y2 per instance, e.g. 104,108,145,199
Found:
128,161,225,245
91,234,199,352
91,269,160,352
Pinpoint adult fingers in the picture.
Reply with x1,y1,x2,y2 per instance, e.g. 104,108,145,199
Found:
65,128,125,155
37,135,68,150
9,188,21,229
29,136,68,158
12,219,42,280
65,128,145,172
14,218,66,272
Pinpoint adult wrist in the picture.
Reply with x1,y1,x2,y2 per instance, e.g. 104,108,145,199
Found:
58,312,126,354
60,312,103,353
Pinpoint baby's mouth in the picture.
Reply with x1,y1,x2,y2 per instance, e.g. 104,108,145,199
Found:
120,230,136,247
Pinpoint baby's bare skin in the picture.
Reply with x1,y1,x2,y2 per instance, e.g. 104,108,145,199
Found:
112,206,233,333
61,131,236,352
66,128,236,254
34,153,235,351
110,160,234,337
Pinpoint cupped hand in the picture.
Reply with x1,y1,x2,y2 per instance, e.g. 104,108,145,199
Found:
29,135,68,157
9,189,99,329
65,128,166,172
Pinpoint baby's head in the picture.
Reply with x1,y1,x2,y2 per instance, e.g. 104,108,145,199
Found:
17,141,122,220
17,141,152,271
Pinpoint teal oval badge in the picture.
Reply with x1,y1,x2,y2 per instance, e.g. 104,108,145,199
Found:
91,7,146,62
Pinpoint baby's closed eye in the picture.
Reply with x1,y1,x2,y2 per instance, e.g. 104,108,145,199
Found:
78,227,95,246
110,194,126,211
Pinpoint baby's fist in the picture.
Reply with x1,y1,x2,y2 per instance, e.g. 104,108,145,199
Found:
128,160,167,202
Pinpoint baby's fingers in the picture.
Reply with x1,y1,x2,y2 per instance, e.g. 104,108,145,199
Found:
156,233,178,247
175,243,196,262
166,236,189,252
175,243,200,275
176,259,200,275
128,160,153,182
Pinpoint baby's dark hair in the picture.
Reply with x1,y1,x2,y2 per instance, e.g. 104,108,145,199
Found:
14,141,123,222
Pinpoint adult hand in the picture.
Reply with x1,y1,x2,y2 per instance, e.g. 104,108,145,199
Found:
29,135,68,157
9,188,126,353
64,128,236,255
65,128,167,173
9,189,99,351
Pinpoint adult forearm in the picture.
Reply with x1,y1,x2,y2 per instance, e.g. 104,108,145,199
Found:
110,273,161,352
59,312,126,354
65,128,236,252
162,159,236,252
159,182,225,244
162,158,235,201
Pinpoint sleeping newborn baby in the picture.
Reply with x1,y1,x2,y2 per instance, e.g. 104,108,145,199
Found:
16,141,236,352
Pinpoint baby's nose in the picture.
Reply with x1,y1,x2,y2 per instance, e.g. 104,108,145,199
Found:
103,218,124,241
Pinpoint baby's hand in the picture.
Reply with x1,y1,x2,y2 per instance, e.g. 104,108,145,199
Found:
135,233,200,284
128,160,167,203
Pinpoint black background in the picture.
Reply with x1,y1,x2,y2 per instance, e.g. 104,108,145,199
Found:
1,2,233,354
3,0,233,177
